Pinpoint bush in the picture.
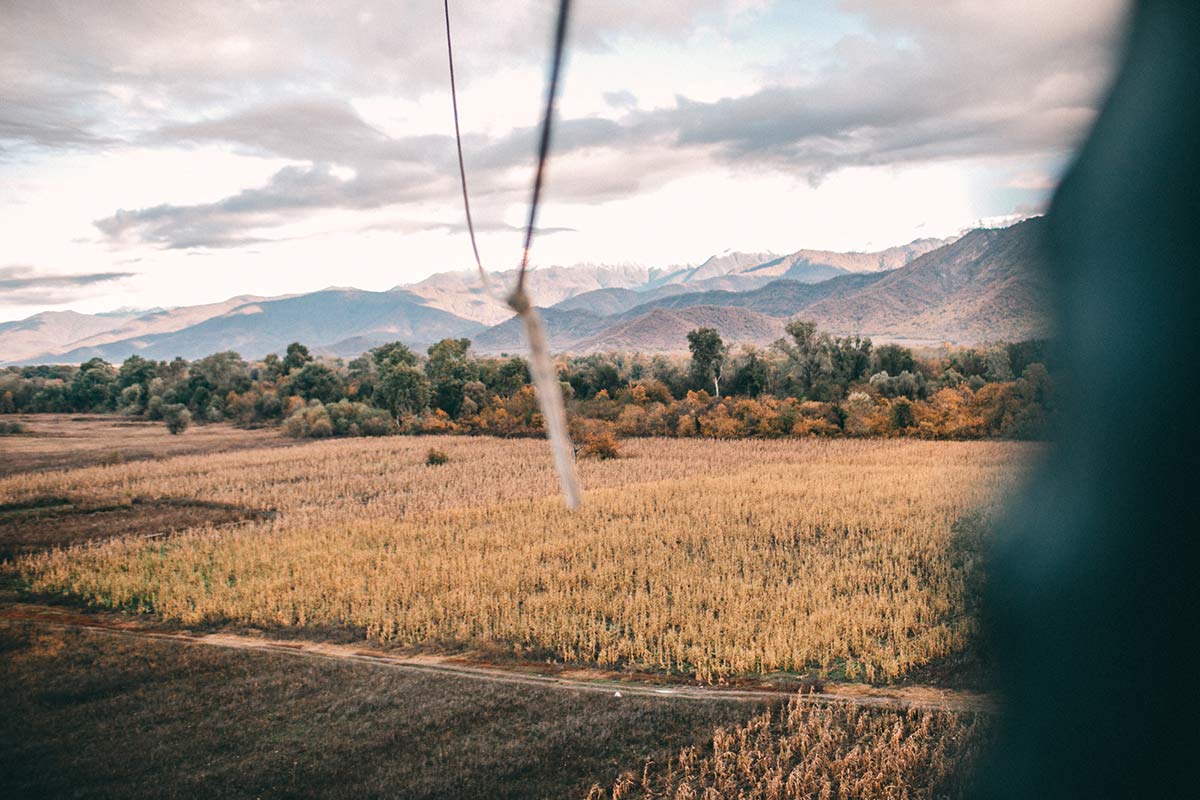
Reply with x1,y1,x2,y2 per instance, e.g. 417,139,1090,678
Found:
0,420,26,435
889,397,916,432
286,400,395,438
285,403,333,438
162,404,191,435
325,400,396,437
578,430,620,459
425,448,450,466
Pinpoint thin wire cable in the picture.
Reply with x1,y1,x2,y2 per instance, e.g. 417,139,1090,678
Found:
514,0,572,297
442,0,492,294
443,0,581,509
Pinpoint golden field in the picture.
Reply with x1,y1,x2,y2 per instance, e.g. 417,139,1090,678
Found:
590,696,988,799
5,434,1031,682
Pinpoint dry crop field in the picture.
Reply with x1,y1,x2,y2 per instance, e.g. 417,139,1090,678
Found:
589,695,989,799
0,420,1026,797
4,430,1030,683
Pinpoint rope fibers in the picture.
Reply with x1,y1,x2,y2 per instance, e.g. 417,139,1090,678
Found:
442,0,582,509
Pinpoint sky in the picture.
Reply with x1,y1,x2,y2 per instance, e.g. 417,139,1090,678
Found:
0,0,1130,322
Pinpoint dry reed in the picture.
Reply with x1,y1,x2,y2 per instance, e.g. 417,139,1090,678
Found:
588,695,989,799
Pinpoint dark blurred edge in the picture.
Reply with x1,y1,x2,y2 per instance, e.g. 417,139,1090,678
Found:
980,1,1199,796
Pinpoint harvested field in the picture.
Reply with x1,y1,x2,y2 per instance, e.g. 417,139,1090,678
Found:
0,495,273,561
0,414,289,477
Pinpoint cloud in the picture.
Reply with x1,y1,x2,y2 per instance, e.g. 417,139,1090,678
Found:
359,218,576,237
0,265,136,290
0,265,136,305
37,0,1124,250
0,0,749,156
603,90,639,110
153,99,401,163
95,104,634,248
95,161,454,249
615,0,1128,180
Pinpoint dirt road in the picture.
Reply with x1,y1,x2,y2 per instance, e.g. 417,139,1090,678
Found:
0,602,994,714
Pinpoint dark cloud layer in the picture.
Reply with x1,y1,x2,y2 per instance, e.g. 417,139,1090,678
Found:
0,265,136,305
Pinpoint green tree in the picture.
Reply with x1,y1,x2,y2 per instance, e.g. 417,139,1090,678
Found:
346,355,376,401
648,355,689,399
117,355,157,413
367,342,427,417
282,342,313,374
290,362,345,404
870,370,923,400
889,397,916,431
162,403,191,434
493,357,530,397
371,341,419,370
262,353,285,382
872,344,915,377
776,320,831,397
1006,339,1050,376
687,327,727,397
564,354,622,399
984,347,1014,382
377,363,430,418
186,352,249,418
728,347,770,397
69,358,116,411
425,338,477,418
828,336,873,391
192,352,250,396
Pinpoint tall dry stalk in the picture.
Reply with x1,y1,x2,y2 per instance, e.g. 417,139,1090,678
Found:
587,696,990,799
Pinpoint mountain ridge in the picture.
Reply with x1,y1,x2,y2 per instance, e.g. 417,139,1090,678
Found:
1,223,1047,364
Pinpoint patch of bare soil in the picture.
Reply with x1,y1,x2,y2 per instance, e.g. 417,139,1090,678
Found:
0,495,274,560
0,414,291,477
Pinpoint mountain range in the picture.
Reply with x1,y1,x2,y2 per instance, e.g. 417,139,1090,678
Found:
0,219,1050,365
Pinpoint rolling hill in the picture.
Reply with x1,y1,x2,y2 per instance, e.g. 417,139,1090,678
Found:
796,219,1051,341
0,310,143,363
28,290,482,363
574,307,787,353
470,307,613,354
0,296,274,364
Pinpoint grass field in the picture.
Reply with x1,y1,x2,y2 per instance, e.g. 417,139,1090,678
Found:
0,417,1025,797
5,424,1028,683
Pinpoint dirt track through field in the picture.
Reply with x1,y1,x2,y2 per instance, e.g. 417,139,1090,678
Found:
0,604,994,714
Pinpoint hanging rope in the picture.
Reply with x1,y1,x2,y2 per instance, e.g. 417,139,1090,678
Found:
514,0,571,299
442,0,492,294
443,0,582,509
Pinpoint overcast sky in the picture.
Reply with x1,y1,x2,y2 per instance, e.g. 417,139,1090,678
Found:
1,0,1129,321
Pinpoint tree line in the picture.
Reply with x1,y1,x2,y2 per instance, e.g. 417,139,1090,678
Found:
0,322,1054,443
